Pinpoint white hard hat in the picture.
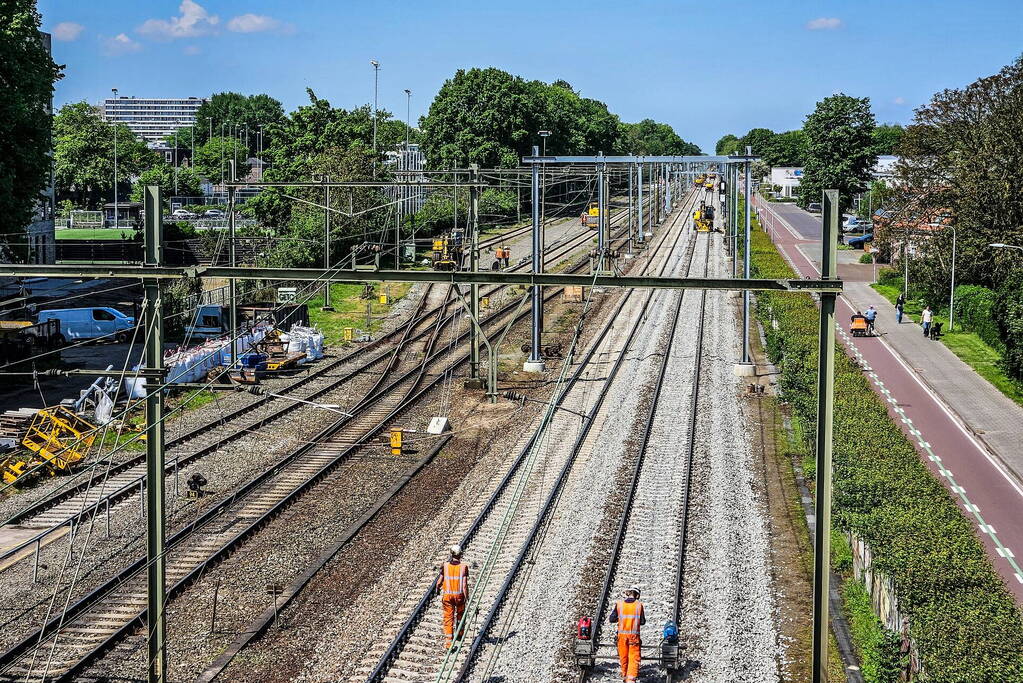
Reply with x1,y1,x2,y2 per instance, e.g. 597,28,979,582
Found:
449,545,462,558
626,585,641,598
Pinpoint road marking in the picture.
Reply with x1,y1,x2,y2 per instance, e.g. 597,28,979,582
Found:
981,524,997,534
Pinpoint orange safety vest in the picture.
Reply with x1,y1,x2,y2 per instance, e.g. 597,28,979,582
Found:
442,561,468,597
616,599,643,635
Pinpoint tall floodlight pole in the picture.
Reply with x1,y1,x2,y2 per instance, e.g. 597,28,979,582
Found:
190,124,194,172
743,148,752,363
371,60,379,175
525,145,544,372
142,185,166,683
173,129,179,195
404,89,412,147
811,189,839,683
111,88,118,228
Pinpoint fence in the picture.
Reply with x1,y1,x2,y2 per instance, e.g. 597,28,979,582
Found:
849,531,923,679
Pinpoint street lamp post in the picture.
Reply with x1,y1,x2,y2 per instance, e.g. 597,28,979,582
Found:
220,122,226,190
111,88,118,228
404,89,411,148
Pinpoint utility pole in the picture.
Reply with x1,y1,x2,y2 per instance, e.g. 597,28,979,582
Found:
811,190,839,683
539,130,551,255
628,163,634,254
469,164,480,381
597,153,607,271
142,185,166,683
322,174,333,310
525,145,544,372
637,161,644,245
228,161,238,359
742,148,752,364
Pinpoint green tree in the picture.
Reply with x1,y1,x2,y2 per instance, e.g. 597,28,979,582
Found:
872,124,904,155
898,55,1023,322
0,0,62,259
620,119,701,155
421,68,539,168
739,127,777,156
799,94,877,214
54,101,157,208
192,136,251,182
715,134,740,155
193,92,284,155
129,162,202,203
163,126,197,150
765,129,806,167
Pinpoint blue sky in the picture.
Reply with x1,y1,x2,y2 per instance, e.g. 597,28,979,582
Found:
39,0,1023,153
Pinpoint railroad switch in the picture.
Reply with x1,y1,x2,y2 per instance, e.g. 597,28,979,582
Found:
186,473,208,499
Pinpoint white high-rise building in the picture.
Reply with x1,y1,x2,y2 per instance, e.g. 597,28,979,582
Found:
102,96,206,144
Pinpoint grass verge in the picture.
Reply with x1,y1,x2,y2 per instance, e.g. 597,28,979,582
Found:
306,282,413,347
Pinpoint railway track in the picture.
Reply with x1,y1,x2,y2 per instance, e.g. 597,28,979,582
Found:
578,227,711,683
0,196,661,682
0,199,647,573
356,189,700,683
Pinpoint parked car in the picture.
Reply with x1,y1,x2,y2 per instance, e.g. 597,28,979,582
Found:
37,307,137,343
847,233,874,249
842,216,872,233
203,209,224,219
807,202,822,213
171,208,197,219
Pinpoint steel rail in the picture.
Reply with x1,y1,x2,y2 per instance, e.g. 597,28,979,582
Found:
0,198,646,565
451,190,701,683
0,198,645,680
363,188,697,683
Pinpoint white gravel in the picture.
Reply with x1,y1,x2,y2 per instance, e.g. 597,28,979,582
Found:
680,232,781,681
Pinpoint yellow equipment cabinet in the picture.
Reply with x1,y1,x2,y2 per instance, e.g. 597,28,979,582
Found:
389,428,403,455
5,407,97,483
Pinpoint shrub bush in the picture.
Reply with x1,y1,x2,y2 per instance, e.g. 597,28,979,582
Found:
750,216,1023,678
953,285,1003,350
859,252,874,264
843,579,905,683
994,272,1023,383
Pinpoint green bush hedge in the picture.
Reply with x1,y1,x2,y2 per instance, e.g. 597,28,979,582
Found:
749,217,1023,679
843,579,905,682
954,285,1003,351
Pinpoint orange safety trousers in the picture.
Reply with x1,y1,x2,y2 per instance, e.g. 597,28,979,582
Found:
442,595,465,647
617,633,641,682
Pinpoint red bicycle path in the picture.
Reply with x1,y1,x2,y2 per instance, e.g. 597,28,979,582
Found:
754,196,1023,603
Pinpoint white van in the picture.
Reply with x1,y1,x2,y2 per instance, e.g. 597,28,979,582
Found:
37,307,137,343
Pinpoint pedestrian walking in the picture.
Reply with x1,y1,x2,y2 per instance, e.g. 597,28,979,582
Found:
896,301,904,324
921,306,933,337
609,585,646,683
437,545,468,649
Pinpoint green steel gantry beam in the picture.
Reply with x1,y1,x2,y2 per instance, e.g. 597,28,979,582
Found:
0,264,842,293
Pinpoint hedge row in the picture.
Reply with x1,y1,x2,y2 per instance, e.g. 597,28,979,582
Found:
843,579,905,682
954,284,1004,352
748,217,1023,679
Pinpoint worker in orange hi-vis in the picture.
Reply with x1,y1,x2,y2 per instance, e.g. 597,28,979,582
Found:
436,545,469,648
609,585,646,683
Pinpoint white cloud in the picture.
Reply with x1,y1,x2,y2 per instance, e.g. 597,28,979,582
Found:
893,96,906,105
102,33,142,56
52,21,84,42
806,17,842,30
138,0,219,40
226,13,285,33
183,44,201,56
